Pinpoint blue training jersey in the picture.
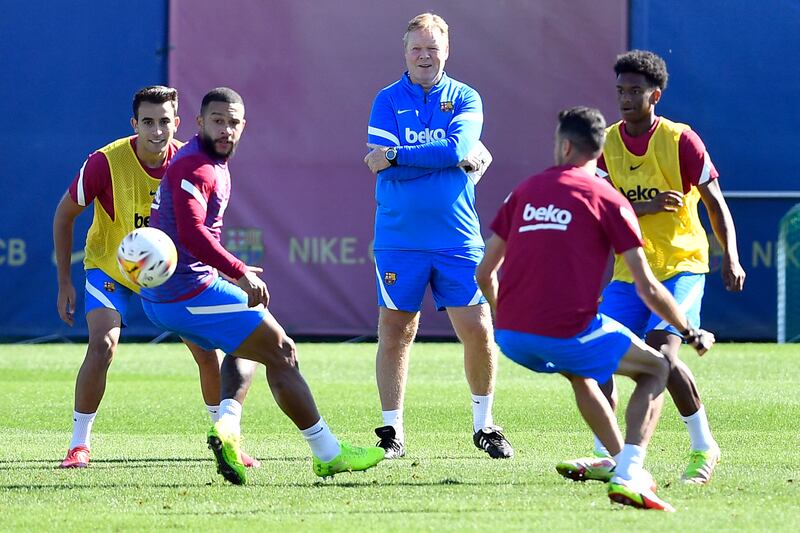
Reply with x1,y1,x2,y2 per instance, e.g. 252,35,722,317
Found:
368,72,484,251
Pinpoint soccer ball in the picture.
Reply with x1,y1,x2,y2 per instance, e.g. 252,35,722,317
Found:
117,227,178,288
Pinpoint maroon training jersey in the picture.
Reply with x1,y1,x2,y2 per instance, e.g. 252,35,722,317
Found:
490,164,643,337
142,136,247,302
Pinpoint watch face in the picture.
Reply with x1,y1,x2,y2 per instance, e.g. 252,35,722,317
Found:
386,148,397,161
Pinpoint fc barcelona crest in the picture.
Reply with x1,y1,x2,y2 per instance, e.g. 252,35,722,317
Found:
225,227,265,267
104,281,116,292
384,272,397,286
440,101,454,112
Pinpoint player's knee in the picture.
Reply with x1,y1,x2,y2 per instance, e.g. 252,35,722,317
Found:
651,355,669,386
379,322,416,349
87,334,117,366
267,335,298,371
192,348,221,368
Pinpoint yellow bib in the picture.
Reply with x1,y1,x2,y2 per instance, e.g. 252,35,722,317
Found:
604,118,709,282
84,137,181,292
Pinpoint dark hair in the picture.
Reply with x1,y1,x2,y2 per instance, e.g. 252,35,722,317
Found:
132,85,178,120
614,50,669,90
557,107,606,157
200,87,244,114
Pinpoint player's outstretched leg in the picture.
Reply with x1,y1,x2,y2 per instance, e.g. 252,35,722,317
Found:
232,313,385,480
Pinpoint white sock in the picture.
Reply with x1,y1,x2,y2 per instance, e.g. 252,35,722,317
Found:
382,409,404,442
300,418,341,462
613,443,645,482
593,434,610,457
681,405,716,451
471,393,494,432
217,399,242,435
70,411,97,449
206,404,220,423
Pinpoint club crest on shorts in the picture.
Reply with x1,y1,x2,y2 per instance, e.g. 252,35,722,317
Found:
104,281,116,292
384,272,397,286
440,101,454,112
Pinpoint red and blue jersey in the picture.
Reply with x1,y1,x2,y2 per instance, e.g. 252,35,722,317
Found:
142,135,246,302
490,165,643,337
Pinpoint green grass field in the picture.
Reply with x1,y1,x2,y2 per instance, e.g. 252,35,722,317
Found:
1,342,798,532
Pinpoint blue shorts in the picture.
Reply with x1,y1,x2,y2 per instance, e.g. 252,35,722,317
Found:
142,276,266,354
373,248,486,312
599,272,705,338
496,314,636,383
85,268,136,326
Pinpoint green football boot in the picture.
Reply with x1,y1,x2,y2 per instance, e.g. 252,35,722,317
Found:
207,422,247,485
313,442,385,478
608,473,675,512
556,452,616,482
681,446,721,485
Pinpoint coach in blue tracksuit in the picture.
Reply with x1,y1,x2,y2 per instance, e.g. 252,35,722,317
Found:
363,12,513,461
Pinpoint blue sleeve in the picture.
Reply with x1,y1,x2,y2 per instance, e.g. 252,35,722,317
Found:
368,89,433,182
397,88,483,168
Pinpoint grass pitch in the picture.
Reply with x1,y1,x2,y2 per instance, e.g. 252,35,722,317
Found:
0,342,798,532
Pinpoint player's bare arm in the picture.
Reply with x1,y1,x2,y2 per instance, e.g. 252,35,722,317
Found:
631,189,684,216
53,193,86,326
475,234,506,315
698,179,746,292
622,247,715,355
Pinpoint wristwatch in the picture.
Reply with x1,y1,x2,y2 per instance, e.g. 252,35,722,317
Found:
385,147,398,166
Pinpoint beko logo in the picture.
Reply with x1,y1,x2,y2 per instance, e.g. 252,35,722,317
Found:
519,203,573,232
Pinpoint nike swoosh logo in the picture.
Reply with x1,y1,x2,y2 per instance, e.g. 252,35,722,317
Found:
149,190,157,196
397,109,413,114
629,163,644,171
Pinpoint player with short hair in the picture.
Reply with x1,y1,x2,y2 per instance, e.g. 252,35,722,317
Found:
363,12,513,460
53,86,259,470
557,50,745,486
141,87,385,485
477,106,715,511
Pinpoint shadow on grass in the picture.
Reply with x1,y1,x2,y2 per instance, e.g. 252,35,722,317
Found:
1,478,527,492
0,456,310,470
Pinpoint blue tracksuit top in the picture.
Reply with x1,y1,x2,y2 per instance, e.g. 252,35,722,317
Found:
368,72,484,251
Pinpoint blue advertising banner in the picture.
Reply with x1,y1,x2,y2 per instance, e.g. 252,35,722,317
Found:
0,2,168,340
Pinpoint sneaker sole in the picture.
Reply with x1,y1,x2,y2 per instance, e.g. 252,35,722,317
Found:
208,434,246,485
383,449,405,459
474,443,514,459
608,490,675,512
556,465,611,482
484,450,514,459
59,462,89,469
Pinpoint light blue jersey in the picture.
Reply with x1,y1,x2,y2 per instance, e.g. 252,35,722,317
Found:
368,72,484,251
